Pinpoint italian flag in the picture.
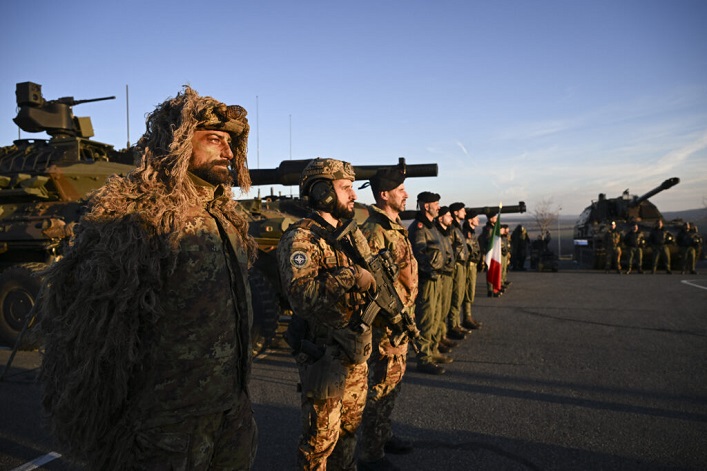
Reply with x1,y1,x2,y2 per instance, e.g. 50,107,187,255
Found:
485,207,503,293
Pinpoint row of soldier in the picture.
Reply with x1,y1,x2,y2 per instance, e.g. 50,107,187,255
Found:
604,219,702,274
34,87,517,471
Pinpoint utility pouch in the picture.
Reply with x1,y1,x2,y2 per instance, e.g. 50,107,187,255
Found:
331,326,372,365
299,344,348,400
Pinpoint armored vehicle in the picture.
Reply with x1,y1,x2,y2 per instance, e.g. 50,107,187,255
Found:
573,178,682,270
242,158,438,353
0,82,135,349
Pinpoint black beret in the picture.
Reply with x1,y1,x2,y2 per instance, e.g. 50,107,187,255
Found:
438,206,450,216
417,191,440,203
465,209,478,219
449,202,465,212
370,167,406,194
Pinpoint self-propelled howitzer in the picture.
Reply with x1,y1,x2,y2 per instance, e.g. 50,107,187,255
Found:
573,177,682,269
240,157,438,354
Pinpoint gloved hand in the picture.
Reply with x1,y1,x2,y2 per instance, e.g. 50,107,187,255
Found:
353,266,376,292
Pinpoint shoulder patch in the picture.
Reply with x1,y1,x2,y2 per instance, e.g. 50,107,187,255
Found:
417,222,423,229
290,250,309,268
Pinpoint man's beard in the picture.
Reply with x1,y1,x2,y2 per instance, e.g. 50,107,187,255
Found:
190,161,234,186
332,199,355,220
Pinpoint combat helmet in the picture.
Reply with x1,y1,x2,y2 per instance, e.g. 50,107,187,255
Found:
299,158,355,211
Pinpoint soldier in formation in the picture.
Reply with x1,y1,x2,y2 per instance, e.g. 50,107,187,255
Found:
435,206,465,344
446,202,473,338
604,220,623,274
677,222,701,275
277,158,375,470
649,219,673,274
358,168,417,471
408,192,449,375
623,222,645,274
511,224,530,271
461,210,482,330
38,87,258,469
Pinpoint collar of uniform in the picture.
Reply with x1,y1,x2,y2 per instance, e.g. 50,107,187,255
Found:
415,211,434,228
369,204,403,229
187,172,227,201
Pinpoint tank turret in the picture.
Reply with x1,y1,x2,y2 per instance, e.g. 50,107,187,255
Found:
573,178,682,270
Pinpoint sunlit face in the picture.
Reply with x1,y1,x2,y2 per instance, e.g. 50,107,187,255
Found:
190,130,234,185
439,212,453,227
455,207,466,221
424,200,440,219
332,178,356,219
382,184,408,213
469,216,479,229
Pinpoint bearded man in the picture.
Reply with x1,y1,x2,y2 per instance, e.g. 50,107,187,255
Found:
38,86,258,470
277,158,375,470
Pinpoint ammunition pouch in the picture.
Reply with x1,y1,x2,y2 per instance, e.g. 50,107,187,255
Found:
299,343,348,400
331,326,372,365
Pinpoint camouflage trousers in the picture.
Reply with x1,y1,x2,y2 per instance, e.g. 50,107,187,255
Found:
681,247,696,272
358,325,409,462
447,263,467,330
605,246,622,270
437,273,453,341
297,360,368,471
414,276,443,364
132,396,257,471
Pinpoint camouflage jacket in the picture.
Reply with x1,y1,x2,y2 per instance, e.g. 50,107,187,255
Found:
143,180,253,417
624,230,644,248
360,204,419,308
408,213,445,279
277,213,371,332
604,228,621,248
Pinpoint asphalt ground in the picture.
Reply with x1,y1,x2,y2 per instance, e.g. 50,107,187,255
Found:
1,261,706,470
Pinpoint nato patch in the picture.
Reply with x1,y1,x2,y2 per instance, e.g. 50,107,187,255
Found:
291,251,309,268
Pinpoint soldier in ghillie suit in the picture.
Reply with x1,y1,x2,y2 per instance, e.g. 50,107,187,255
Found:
38,86,258,470
358,168,418,471
277,158,375,471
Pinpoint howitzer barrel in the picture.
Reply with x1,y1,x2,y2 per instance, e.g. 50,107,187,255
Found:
249,157,437,187
466,201,526,216
632,177,680,206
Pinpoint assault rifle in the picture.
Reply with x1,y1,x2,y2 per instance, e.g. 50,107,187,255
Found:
335,220,421,351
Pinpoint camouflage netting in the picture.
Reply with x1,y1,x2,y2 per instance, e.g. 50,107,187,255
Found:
38,86,256,469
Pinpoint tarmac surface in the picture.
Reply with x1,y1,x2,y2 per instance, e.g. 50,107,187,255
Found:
1,261,706,470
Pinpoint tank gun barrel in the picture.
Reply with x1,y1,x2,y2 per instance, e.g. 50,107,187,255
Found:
466,201,526,216
249,157,438,187
55,95,116,107
399,201,526,221
631,177,680,206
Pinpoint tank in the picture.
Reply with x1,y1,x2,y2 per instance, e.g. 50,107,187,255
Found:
0,82,136,348
242,158,438,353
572,178,682,269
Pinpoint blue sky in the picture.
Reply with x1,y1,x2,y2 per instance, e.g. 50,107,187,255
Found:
1,0,706,216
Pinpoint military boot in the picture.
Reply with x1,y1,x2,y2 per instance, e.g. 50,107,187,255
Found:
461,302,481,330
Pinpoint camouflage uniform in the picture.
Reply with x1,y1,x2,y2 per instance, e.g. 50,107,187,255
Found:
604,225,623,272
408,212,446,366
677,223,699,274
38,88,257,470
278,210,372,471
358,204,418,463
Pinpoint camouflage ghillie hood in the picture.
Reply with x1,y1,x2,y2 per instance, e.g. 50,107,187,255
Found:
38,86,256,469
